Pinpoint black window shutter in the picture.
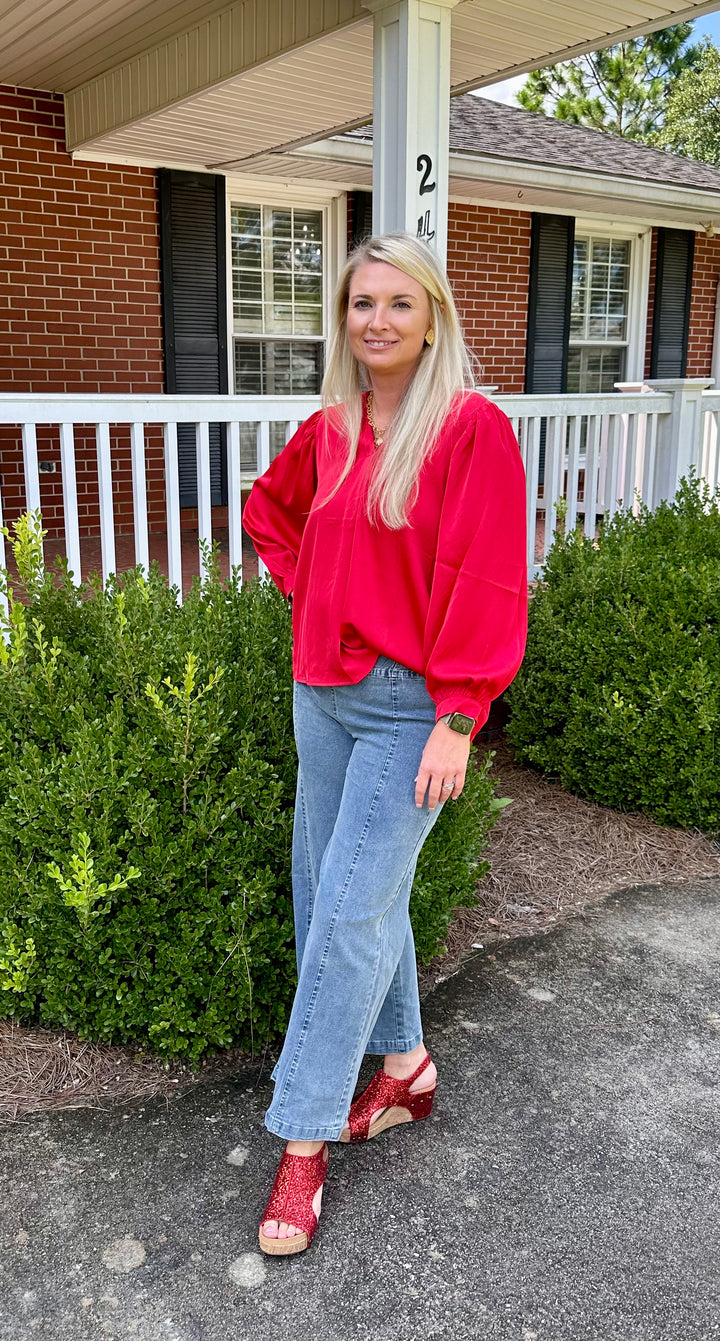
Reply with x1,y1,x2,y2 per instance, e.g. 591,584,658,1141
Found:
649,228,695,378
525,214,575,394
349,191,373,248
159,169,228,508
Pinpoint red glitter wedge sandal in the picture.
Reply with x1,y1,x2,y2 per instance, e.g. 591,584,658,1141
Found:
339,1052,436,1144
258,1143,328,1257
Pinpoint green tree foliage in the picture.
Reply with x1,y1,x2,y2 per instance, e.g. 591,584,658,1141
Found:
506,477,719,834
0,516,501,1059
654,41,720,164
516,24,702,143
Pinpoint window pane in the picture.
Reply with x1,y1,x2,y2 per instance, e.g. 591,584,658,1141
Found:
268,269,293,302
566,349,581,394
233,302,262,333
265,302,293,334
288,341,324,392
234,341,263,395
233,269,262,302
268,209,292,237
294,209,323,238
570,278,586,338
271,237,293,272
263,342,291,395
232,237,261,269
231,205,261,234
294,304,324,336
294,271,323,303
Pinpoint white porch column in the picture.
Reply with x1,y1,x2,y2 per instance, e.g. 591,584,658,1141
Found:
364,0,460,263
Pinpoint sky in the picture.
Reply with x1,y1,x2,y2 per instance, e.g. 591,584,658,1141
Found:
477,10,719,105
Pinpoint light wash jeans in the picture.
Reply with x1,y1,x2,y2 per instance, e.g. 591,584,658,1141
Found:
265,657,444,1142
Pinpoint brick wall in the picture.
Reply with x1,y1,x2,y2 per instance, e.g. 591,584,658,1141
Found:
686,232,720,378
446,202,531,394
644,227,719,380
0,85,165,539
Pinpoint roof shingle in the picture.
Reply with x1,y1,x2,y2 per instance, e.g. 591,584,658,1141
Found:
347,94,720,192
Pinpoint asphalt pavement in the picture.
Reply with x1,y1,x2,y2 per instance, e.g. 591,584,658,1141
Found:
2,877,719,1341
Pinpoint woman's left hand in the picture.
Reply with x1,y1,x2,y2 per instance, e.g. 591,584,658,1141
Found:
414,722,472,810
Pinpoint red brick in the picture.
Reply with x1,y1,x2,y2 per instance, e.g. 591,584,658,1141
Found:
447,200,531,393
0,86,164,538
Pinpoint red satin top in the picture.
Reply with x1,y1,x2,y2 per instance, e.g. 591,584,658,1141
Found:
242,391,527,735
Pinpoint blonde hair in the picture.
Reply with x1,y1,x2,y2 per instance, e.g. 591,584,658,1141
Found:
321,232,475,529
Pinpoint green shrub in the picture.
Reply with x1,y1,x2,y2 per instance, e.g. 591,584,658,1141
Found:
0,514,500,1059
506,476,719,833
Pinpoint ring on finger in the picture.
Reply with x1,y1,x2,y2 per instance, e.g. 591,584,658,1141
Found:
442,779,455,791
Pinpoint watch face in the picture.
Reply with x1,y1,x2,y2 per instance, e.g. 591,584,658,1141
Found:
449,713,474,735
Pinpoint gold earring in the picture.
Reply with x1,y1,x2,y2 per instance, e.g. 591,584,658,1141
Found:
425,329,435,346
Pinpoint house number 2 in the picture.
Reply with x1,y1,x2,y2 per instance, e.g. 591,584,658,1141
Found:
416,154,437,241
417,154,436,195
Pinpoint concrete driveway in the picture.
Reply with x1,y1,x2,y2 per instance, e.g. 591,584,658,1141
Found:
2,877,719,1341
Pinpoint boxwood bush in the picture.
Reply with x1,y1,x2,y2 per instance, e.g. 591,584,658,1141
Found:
0,515,500,1060
506,476,719,833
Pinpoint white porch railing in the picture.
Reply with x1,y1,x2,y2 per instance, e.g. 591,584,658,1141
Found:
0,381,716,618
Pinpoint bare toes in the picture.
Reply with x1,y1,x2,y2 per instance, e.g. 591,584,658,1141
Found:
262,1221,279,1239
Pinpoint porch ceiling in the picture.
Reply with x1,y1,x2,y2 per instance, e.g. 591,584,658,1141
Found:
1,0,717,167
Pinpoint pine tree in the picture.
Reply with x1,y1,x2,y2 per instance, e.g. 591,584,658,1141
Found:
516,24,703,144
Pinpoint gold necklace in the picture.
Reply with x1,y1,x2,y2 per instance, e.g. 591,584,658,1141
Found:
366,392,387,448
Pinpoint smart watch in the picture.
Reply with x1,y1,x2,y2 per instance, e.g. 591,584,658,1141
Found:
440,712,475,736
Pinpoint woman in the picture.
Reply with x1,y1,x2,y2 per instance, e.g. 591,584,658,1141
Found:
243,232,527,1256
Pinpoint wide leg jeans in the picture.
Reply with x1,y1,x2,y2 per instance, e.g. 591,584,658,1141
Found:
264,658,444,1142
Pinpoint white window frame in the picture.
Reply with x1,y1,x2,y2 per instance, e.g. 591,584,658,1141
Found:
223,179,346,396
569,219,652,387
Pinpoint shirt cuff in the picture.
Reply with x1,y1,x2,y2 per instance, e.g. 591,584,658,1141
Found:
433,694,491,737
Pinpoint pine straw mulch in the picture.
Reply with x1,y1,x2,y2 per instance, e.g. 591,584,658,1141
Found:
0,1023,249,1125
2,737,717,1122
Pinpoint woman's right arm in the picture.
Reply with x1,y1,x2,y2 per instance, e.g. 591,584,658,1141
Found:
241,411,321,596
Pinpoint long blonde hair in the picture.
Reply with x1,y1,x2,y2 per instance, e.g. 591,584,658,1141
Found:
321,232,475,529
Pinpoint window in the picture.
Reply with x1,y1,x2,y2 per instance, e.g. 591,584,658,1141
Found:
567,236,631,393
231,203,325,468
231,204,325,389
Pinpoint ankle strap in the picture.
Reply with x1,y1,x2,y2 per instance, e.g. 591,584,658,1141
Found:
405,1051,432,1086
